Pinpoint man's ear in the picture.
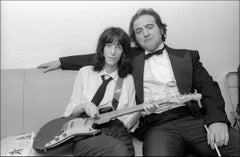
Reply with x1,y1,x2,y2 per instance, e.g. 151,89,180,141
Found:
160,28,164,35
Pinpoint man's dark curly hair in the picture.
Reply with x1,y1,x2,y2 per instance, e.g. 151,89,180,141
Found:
129,8,167,47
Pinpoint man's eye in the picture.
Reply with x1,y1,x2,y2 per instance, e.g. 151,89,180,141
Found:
147,25,154,29
135,29,142,34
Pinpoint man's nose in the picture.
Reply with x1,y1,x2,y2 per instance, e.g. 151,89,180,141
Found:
143,29,149,37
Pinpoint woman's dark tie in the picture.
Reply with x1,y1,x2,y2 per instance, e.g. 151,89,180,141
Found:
91,75,113,106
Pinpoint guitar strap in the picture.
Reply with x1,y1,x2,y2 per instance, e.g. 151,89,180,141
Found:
112,77,123,110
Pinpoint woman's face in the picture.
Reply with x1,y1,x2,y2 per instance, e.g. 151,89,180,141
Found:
103,41,123,68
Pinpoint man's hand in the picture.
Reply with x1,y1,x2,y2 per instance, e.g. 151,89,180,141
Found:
142,100,158,115
207,122,229,149
83,102,100,118
37,60,61,73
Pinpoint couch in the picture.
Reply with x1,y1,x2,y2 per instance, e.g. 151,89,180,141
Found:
2,68,238,156
1,68,143,156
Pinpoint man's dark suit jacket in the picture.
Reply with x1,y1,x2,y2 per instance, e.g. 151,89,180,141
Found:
60,45,230,127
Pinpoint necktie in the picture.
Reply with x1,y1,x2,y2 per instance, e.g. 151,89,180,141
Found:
91,75,113,106
144,44,166,60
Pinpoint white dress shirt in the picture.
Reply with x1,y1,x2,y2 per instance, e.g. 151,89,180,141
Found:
144,43,185,115
63,66,138,130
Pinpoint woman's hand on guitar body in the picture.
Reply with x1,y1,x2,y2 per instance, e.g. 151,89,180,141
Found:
83,102,100,118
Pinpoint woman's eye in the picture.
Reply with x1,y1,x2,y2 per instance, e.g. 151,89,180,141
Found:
116,45,123,50
105,43,112,47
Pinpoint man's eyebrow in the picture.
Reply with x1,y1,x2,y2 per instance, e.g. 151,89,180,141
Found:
145,23,154,27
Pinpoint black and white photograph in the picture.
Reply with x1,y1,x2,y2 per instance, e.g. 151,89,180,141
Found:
1,1,239,156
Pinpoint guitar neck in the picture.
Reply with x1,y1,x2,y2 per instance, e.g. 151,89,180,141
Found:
95,104,143,124
94,93,202,124
106,104,144,117
94,98,169,124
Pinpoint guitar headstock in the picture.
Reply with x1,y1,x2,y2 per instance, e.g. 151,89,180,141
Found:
166,93,202,104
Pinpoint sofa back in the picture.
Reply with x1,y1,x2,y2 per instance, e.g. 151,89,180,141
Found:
1,69,78,138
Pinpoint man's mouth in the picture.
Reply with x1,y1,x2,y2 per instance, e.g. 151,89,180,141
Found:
145,38,152,42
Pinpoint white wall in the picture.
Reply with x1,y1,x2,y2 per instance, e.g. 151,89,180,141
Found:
1,1,239,123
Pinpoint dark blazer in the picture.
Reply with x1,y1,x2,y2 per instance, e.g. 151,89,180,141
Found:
60,45,230,126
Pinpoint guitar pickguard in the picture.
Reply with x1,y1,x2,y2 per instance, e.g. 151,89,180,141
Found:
33,116,99,151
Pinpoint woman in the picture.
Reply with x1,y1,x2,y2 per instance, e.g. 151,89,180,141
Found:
62,27,139,156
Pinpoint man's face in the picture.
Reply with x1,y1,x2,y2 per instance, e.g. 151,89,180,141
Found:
133,15,163,52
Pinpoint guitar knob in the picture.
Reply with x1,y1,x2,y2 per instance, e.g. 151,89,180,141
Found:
62,133,67,137
54,136,59,141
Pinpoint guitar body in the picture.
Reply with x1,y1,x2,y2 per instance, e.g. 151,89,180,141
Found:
33,116,100,151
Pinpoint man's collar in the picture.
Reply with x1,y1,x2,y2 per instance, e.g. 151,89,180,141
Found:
145,42,165,55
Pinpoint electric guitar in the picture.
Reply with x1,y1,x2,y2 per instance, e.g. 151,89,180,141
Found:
33,93,202,152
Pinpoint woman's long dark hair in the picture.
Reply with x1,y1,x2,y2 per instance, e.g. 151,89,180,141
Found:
93,27,132,78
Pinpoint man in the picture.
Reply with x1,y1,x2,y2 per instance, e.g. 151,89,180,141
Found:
38,8,239,156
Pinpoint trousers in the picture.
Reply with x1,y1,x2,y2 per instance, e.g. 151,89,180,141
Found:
137,107,239,156
72,119,134,156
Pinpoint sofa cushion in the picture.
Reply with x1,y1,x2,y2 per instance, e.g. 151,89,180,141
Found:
24,69,77,133
1,69,25,138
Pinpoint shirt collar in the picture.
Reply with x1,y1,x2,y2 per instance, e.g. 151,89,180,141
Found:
145,42,165,55
98,68,119,81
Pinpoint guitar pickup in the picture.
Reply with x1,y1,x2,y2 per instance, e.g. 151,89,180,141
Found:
70,121,74,128
54,136,59,141
60,122,68,132
62,132,67,137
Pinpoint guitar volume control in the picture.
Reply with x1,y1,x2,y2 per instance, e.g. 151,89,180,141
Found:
62,133,67,137
54,136,59,141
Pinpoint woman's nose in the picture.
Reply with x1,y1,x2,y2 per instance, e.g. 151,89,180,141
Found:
110,46,116,55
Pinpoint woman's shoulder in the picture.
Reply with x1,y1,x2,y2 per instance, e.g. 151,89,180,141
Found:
77,66,95,77
123,74,134,83
79,65,94,73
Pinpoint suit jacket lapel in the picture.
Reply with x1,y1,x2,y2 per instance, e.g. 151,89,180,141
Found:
166,46,193,94
131,49,145,104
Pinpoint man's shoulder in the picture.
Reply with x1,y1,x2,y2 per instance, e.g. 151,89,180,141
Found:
167,45,198,53
166,45,199,57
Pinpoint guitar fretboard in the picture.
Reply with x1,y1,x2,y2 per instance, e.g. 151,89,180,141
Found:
94,94,201,124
